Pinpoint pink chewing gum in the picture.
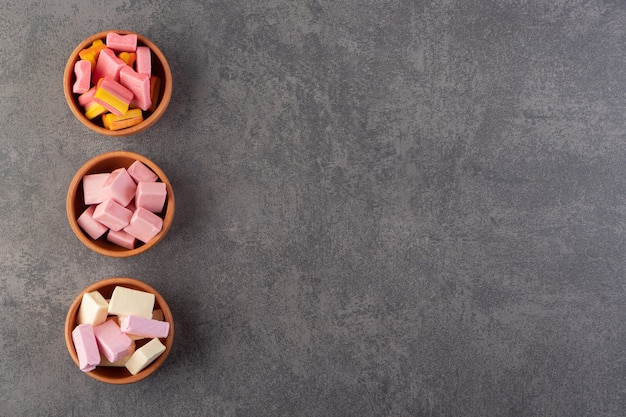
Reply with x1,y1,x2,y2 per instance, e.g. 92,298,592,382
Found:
83,173,109,205
107,229,137,249
93,199,133,231
72,60,92,94
72,323,101,372
92,48,127,83
76,205,108,240
101,167,136,207
119,66,152,111
77,86,96,107
135,46,151,76
135,182,166,213
106,32,137,52
127,160,158,183
93,76,134,116
124,207,163,243
119,315,170,339
93,319,133,363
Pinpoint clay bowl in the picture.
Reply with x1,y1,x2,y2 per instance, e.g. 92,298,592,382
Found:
65,277,174,384
63,30,172,136
66,150,175,257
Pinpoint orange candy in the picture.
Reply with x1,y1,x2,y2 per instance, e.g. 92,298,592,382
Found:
78,40,107,71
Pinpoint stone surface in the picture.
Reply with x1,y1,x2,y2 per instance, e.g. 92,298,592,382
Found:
1,1,626,416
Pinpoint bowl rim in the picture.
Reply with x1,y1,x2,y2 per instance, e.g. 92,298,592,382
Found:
65,277,175,384
63,30,172,137
66,150,175,257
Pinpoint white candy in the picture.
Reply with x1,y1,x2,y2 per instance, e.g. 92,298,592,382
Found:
77,291,109,326
108,286,155,319
125,338,166,375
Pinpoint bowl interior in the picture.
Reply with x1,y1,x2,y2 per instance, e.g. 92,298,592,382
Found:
63,30,172,136
65,277,174,384
67,151,174,257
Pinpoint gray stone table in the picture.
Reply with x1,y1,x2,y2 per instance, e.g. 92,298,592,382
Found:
2,1,625,416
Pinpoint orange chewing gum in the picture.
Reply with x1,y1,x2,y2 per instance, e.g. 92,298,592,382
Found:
102,108,144,131
79,39,107,71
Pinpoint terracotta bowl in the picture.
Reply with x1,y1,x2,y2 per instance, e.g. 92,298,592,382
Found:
66,150,175,257
63,30,172,136
65,277,174,384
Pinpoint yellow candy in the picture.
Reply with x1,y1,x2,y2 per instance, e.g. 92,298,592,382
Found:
102,108,144,131
84,102,107,120
118,52,136,67
93,77,133,116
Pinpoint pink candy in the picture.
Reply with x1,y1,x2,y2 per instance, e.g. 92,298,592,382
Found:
119,315,170,339
106,32,137,52
93,319,133,363
92,48,127,83
72,60,91,94
127,160,158,183
72,323,100,372
83,173,109,205
135,46,151,76
124,207,164,244
135,182,166,213
93,199,133,231
119,66,152,111
107,229,137,249
101,167,136,206
76,205,108,240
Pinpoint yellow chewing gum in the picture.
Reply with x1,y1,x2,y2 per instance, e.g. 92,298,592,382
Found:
102,108,144,130
84,102,108,120
118,52,136,67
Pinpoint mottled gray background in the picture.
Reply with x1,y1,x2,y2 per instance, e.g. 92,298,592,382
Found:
1,1,626,416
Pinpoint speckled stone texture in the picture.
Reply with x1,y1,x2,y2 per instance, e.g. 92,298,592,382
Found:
2,1,626,416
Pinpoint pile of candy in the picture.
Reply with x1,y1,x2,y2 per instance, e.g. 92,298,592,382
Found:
72,32,161,131
76,159,167,249
72,286,170,375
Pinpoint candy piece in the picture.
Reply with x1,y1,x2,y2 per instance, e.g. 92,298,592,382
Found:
106,229,137,249
99,340,136,367
102,108,144,131
106,32,137,52
72,323,101,372
118,51,136,67
124,207,163,243
84,101,108,120
108,286,155,318
78,87,109,120
149,75,161,112
125,338,166,375
76,205,108,240
92,48,127,83
93,76,133,116
135,181,166,213
83,173,109,205
119,315,170,339
120,66,152,111
78,39,107,70
77,86,96,107
93,319,133,363
77,291,109,326
93,199,132,231
72,60,92,94
135,46,151,76
127,160,158,183
101,167,136,207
